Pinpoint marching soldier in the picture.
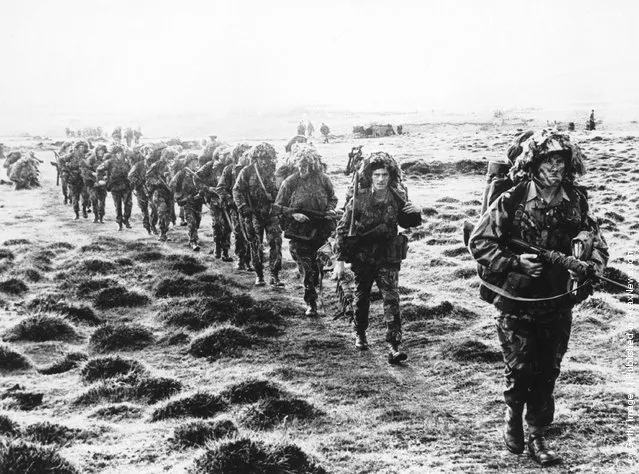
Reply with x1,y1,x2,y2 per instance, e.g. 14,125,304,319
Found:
334,152,421,363
83,144,108,224
170,153,204,251
128,146,153,234
274,144,337,315
61,141,89,220
97,145,132,231
233,143,284,287
146,147,175,241
468,130,608,466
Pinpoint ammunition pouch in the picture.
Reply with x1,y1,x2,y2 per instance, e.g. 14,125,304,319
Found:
386,234,409,263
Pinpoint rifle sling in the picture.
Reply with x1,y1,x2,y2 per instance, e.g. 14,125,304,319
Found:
480,278,591,302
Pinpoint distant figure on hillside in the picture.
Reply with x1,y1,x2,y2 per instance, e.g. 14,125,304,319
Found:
320,123,330,143
397,125,403,135
587,110,596,131
306,121,315,138
297,121,306,137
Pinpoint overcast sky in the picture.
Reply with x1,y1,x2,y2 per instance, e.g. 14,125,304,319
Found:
2,0,638,133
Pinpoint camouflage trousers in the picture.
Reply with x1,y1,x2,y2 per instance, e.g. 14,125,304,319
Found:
133,188,150,231
229,206,250,265
67,177,83,215
151,190,172,237
243,213,282,278
81,185,90,212
184,199,203,244
351,262,402,344
211,204,232,253
289,239,324,306
111,189,132,225
496,310,572,428
60,175,69,204
89,186,107,220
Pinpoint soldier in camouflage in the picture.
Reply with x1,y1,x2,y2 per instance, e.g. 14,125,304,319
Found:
83,144,108,223
97,145,132,231
334,152,421,364
217,143,253,269
196,146,233,260
61,141,89,220
274,144,337,315
468,130,608,466
128,146,153,234
233,143,284,287
170,153,204,251
146,147,175,241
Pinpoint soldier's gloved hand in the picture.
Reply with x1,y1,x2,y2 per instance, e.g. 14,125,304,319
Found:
333,261,345,280
292,213,310,223
516,253,543,278
402,201,420,214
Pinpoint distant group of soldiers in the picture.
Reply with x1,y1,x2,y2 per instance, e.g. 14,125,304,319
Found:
297,120,331,143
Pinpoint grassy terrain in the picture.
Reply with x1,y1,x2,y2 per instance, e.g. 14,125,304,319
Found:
0,122,637,473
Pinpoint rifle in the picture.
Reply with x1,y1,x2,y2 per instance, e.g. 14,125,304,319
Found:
348,171,359,236
271,203,339,220
52,151,60,186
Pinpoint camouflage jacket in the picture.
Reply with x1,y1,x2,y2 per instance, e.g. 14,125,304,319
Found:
335,186,411,265
127,161,147,191
216,164,242,204
97,157,131,192
60,153,85,183
275,171,337,241
82,155,104,186
145,162,171,197
468,179,608,313
170,169,201,204
195,160,226,187
232,163,278,217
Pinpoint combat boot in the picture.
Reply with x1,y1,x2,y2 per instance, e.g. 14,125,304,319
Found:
124,219,132,229
117,222,123,231
387,342,408,365
503,407,524,454
305,302,318,317
269,274,285,288
528,431,561,466
237,261,246,271
158,233,168,242
214,246,222,259
180,219,187,227
355,332,369,350
74,211,80,220
150,225,158,235
255,274,266,287
82,208,88,218
144,225,152,235
221,250,233,262
190,241,200,252
93,217,99,224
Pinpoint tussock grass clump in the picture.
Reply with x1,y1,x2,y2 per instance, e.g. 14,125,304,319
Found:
166,254,207,275
220,379,287,405
561,369,605,385
80,356,148,383
94,285,149,309
20,268,43,282
188,327,254,359
240,398,319,430
443,339,502,363
597,267,631,294
422,207,438,217
30,250,55,270
452,267,477,279
89,403,143,421
158,331,190,346
171,419,238,449
39,352,88,375
47,242,74,251
79,243,105,253
3,315,78,342
74,277,118,297
0,344,33,372
188,438,327,474
578,297,625,317
153,274,233,298
436,196,460,203
0,278,28,295
151,392,228,421
0,439,80,474
604,211,625,222
94,236,126,247
89,323,154,353
402,301,454,321
116,257,133,267
27,295,101,325
442,246,469,257
78,258,116,274
1,391,44,410
132,250,163,262
0,413,21,436
23,421,82,446
3,239,31,246
125,240,159,252
0,249,15,261
75,375,182,405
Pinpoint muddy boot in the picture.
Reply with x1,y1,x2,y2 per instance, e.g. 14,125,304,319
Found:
355,332,369,350
237,261,246,271
99,217,104,224
82,207,88,219
255,270,266,287
387,342,407,365
503,407,524,454
117,222,123,231
190,241,200,252
305,301,318,317
180,219,187,227
93,217,99,224
528,429,561,466
214,246,222,259
124,219,132,229
144,225,152,235
158,233,168,242
74,211,80,220
221,249,233,262
269,274,285,288
151,225,158,235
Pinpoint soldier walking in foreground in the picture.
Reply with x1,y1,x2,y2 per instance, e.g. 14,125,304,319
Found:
334,152,421,363
233,143,284,287
61,141,88,220
170,153,204,251
97,145,132,231
468,130,608,466
274,145,337,316
217,143,253,269
83,144,108,223
146,147,175,242
128,146,153,234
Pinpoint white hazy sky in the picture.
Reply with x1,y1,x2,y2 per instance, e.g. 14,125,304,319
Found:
2,0,638,133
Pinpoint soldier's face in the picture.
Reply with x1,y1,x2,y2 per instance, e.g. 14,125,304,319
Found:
297,161,311,178
96,149,105,159
372,168,390,190
537,153,566,187
187,160,198,171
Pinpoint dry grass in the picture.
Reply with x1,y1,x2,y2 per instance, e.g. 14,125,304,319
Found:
79,355,149,383
89,323,154,353
0,344,33,372
2,315,79,342
150,392,229,421
39,352,88,375
188,327,255,359
170,418,239,449
0,439,80,474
